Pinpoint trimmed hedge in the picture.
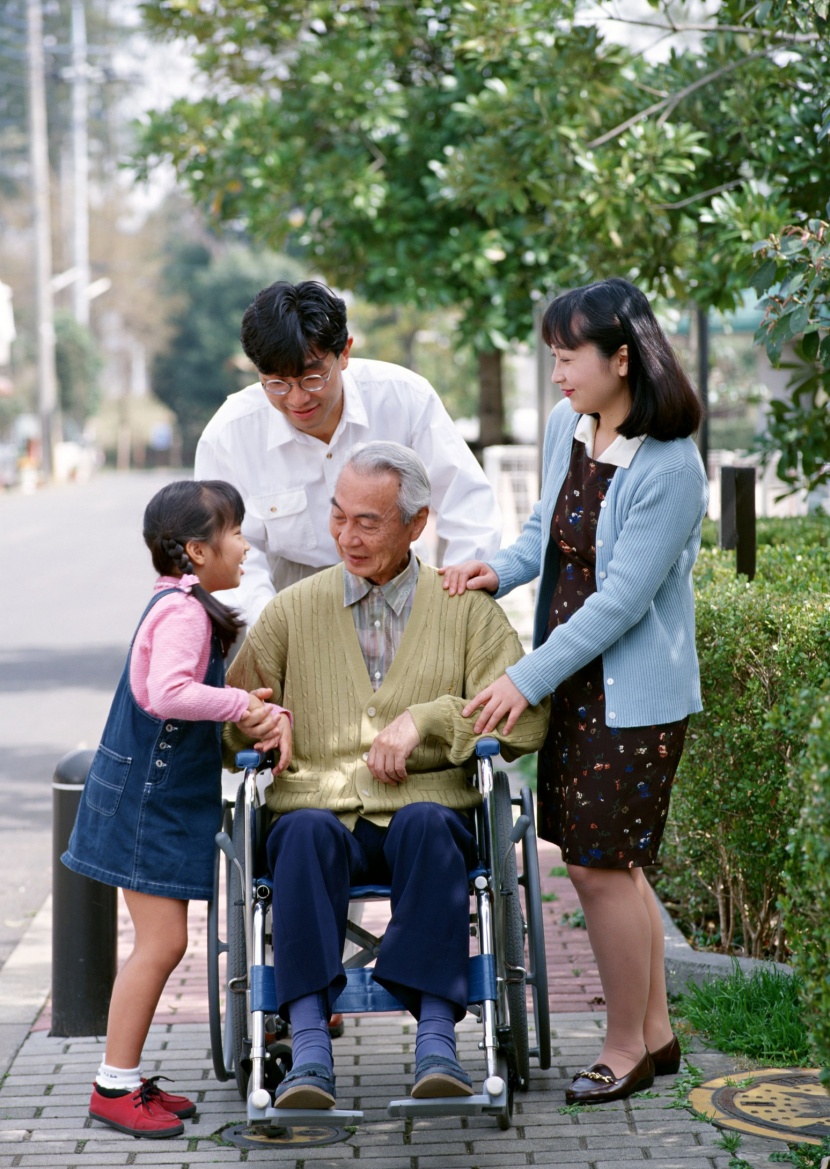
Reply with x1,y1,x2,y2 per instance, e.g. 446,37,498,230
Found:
654,518,830,960
781,679,830,1085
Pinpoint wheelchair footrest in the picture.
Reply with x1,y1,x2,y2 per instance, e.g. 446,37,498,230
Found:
247,1101,363,1127
387,1081,509,1120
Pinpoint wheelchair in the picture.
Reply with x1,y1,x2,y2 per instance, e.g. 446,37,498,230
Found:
207,737,550,1130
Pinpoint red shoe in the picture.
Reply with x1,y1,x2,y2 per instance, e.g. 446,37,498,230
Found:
88,1082,184,1138
141,1076,197,1118
328,1013,345,1039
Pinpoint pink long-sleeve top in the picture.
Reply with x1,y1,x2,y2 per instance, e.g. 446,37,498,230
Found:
129,575,257,723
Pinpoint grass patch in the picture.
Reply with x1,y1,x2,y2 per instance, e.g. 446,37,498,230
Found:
770,1136,830,1167
561,907,587,929
674,963,811,1064
549,865,568,877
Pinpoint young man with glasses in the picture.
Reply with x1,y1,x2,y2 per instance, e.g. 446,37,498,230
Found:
195,280,501,629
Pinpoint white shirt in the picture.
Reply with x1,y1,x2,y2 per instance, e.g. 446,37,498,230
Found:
573,413,645,469
194,357,502,626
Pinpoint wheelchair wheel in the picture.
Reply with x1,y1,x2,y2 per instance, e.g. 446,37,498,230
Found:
493,770,530,1091
207,800,234,1082
228,784,250,1101
519,785,551,1069
495,1051,514,1131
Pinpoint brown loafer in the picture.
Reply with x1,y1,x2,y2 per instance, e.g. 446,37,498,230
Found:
650,1034,682,1076
565,1050,655,1104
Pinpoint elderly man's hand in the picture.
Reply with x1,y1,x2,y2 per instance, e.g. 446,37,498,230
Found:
367,711,421,785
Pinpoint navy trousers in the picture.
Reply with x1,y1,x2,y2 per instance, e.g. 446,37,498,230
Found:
265,802,477,1022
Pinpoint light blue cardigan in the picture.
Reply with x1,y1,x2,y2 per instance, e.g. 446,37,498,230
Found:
491,399,709,727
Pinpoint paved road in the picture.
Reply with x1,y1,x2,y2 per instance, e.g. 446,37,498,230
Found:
0,469,177,970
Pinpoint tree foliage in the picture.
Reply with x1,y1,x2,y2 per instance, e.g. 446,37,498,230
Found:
750,216,830,496
54,311,102,429
151,240,302,460
134,0,830,442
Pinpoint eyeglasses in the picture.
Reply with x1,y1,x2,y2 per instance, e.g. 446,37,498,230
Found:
261,357,338,397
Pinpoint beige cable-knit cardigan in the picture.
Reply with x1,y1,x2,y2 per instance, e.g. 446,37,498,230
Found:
223,562,550,827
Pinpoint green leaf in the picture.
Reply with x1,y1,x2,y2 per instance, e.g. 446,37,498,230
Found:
801,331,820,361
750,259,778,295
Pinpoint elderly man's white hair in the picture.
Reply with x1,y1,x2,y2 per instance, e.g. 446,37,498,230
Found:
344,441,431,524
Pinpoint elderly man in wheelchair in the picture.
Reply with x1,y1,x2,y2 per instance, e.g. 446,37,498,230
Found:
221,440,549,1124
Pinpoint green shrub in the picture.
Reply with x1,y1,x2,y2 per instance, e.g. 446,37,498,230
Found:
655,519,830,959
781,679,830,1087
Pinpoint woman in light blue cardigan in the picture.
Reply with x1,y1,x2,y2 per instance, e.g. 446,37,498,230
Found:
443,278,708,1106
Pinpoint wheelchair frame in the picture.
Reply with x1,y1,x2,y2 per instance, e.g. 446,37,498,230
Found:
206,737,550,1130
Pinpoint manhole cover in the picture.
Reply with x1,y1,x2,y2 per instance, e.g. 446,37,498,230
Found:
219,1121,351,1148
689,1068,830,1146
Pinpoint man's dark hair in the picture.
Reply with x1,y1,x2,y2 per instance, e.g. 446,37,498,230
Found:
542,277,702,441
240,280,349,376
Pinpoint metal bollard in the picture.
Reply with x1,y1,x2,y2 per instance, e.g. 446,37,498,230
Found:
51,748,117,1037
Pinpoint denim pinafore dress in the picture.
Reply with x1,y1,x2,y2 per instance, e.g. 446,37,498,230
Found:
62,589,225,901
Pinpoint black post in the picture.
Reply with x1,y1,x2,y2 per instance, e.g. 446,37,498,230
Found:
51,748,117,1037
719,466,756,581
696,306,710,479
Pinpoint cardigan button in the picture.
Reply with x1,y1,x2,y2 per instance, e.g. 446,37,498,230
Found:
367,707,377,717
362,752,369,761
609,712,617,720
598,571,606,579
597,540,603,548
606,678,614,685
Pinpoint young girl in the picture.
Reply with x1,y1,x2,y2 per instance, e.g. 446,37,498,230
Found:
443,277,708,1105
62,479,292,1139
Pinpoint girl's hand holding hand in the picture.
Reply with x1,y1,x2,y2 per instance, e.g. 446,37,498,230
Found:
254,712,293,774
439,560,499,596
463,673,529,736
236,688,276,738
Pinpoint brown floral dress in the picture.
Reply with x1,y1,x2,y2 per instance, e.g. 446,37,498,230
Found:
536,439,688,869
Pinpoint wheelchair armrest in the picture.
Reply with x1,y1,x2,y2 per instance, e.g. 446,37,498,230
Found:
235,749,275,772
474,737,500,759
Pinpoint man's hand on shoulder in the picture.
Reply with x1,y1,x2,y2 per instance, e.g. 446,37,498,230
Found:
366,711,421,785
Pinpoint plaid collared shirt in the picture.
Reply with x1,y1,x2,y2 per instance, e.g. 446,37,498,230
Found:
343,554,420,690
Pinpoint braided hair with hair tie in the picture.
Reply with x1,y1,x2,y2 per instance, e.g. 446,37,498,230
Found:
163,537,195,577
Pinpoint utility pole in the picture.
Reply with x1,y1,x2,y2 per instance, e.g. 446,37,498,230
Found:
70,0,90,327
27,0,59,479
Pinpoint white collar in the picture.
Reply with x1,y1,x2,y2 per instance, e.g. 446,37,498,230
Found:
574,413,645,469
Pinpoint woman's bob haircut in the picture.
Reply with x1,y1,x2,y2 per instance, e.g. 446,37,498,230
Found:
542,277,702,441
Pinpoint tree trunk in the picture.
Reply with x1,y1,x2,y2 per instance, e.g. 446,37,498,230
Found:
477,348,505,449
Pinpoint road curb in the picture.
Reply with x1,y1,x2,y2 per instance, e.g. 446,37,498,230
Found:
0,893,51,1079
660,897,792,995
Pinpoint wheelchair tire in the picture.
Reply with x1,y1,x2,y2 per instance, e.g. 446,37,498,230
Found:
207,800,234,1082
228,784,250,1101
519,785,551,1069
493,770,530,1091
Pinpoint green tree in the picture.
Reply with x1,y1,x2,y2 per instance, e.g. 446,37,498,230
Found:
54,311,102,429
134,0,830,445
151,241,302,461
749,215,830,496
135,0,642,443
